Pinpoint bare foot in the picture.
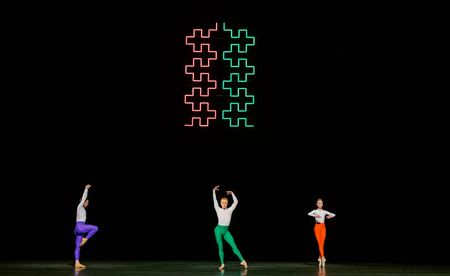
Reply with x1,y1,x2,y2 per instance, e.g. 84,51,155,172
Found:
240,260,248,269
75,261,86,268
80,238,88,246
218,264,225,270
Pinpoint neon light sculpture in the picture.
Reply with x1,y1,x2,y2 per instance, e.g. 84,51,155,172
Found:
184,22,255,127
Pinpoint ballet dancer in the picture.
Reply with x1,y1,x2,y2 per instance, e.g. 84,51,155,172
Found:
74,184,99,268
213,185,248,271
308,198,335,267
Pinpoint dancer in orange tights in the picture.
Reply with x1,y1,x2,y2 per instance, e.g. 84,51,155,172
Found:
308,198,335,267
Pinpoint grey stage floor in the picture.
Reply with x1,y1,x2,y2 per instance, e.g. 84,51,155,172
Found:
0,261,449,276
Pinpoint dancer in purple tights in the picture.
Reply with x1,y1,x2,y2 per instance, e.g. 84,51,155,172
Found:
74,184,98,268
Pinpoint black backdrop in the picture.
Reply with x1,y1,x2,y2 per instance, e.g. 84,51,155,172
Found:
2,2,448,264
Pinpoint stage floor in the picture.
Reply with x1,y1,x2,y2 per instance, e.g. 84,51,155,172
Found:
0,261,449,276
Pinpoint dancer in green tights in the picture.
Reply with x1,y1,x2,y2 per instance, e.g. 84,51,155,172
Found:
212,185,248,271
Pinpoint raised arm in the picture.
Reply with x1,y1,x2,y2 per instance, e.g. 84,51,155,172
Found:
78,184,91,207
213,185,220,209
227,191,238,211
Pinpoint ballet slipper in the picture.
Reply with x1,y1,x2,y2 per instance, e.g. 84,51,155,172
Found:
80,238,88,246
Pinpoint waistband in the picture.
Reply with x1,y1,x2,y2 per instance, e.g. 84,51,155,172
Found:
316,222,325,224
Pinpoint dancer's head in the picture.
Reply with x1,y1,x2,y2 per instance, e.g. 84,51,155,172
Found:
220,197,229,209
316,198,323,209
83,199,89,208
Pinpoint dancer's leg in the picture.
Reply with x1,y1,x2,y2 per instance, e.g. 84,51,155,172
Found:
76,223,98,246
223,230,247,268
320,225,327,266
74,235,82,261
214,225,225,267
223,231,244,262
314,224,326,257
74,222,98,267
74,235,85,268
85,224,98,239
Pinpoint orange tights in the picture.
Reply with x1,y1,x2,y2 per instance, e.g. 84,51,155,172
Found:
314,223,326,257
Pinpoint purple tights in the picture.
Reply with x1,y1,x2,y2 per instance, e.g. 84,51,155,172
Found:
74,222,98,261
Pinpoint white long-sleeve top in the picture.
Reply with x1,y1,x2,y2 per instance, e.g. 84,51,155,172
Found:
76,189,88,222
308,208,335,223
213,191,238,226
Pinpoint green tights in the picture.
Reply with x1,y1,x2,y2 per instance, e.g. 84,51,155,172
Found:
214,225,244,265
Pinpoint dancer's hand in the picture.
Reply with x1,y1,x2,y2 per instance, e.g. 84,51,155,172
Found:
315,214,321,218
226,191,233,195
213,185,220,192
85,184,92,190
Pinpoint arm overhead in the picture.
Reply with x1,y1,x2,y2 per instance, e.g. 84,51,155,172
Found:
227,191,238,211
213,185,220,210
78,184,91,208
